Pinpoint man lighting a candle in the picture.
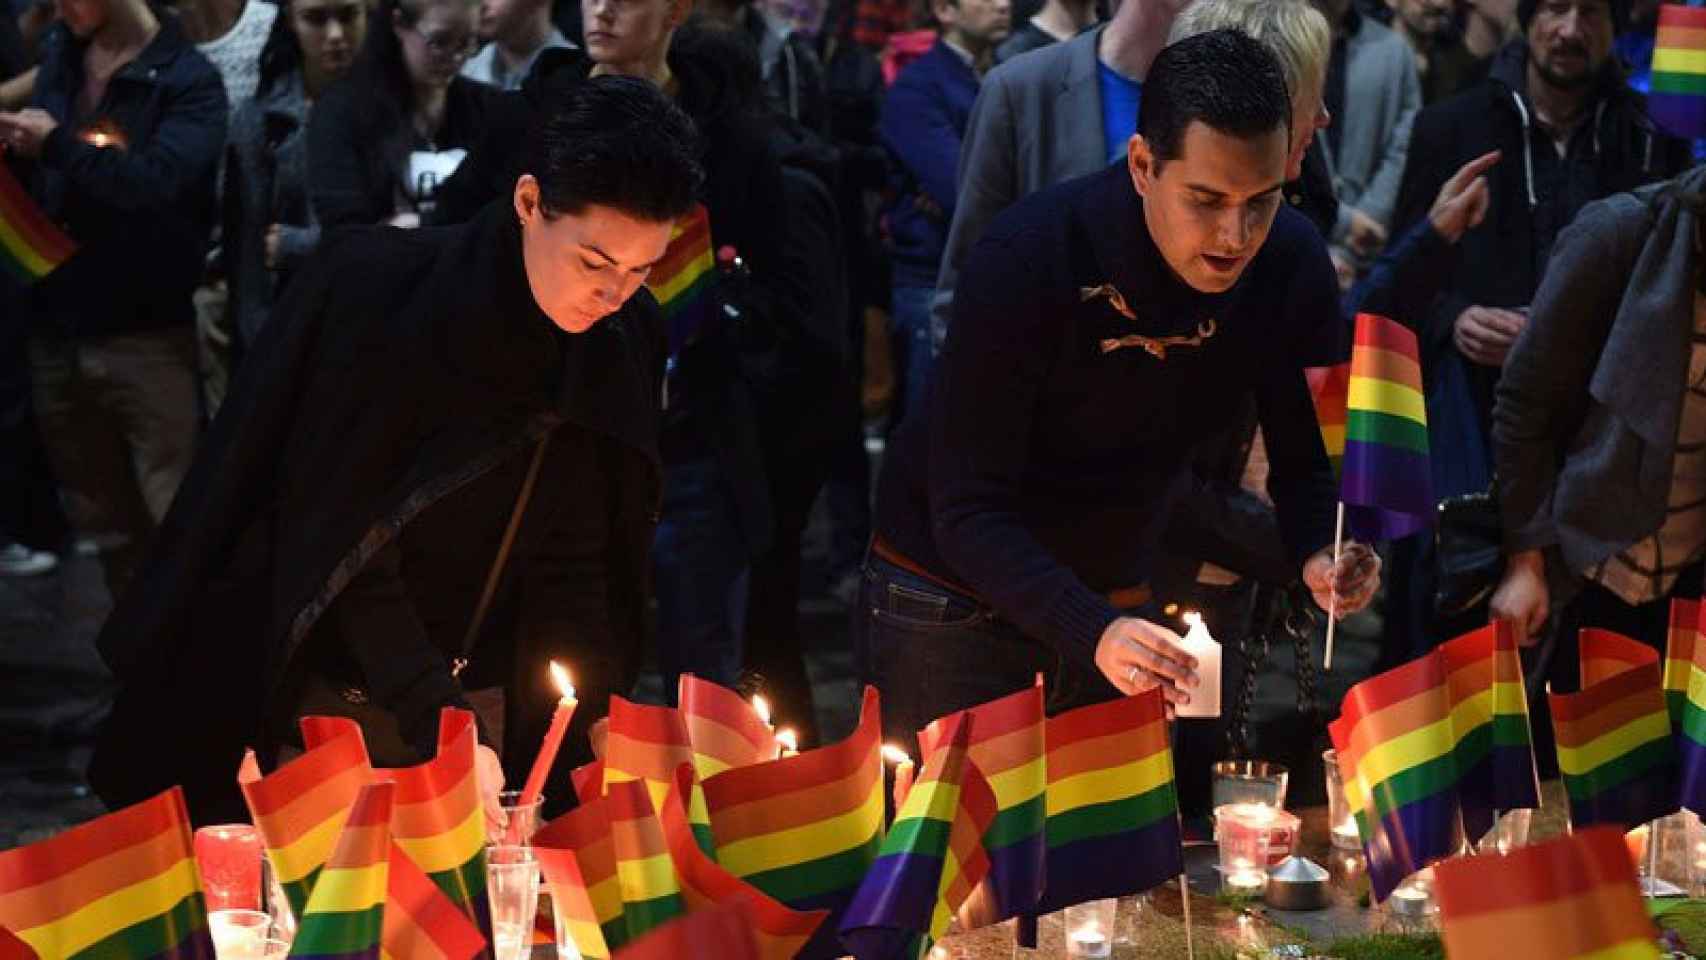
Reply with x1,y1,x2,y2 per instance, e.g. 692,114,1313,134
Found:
858,29,1382,745
86,77,703,825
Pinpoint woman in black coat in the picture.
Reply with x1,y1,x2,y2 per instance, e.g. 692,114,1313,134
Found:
307,0,491,227
88,77,703,825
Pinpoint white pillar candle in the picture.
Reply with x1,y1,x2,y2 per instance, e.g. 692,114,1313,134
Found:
1173,612,1222,719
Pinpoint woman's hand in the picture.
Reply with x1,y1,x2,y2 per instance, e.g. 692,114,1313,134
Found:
1490,550,1549,645
1303,541,1381,618
1094,616,1199,718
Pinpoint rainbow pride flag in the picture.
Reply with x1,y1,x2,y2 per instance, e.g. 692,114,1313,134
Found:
678,674,777,778
1339,312,1433,542
702,686,884,960
1329,650,1463,901
646,204,718,355
383,842,486,960
659,765,826,960
0,159,74,286
1305,362,1350,480
606,780,686,940
1665,598,1700,726
535,795,627,959
1438,622,1540,841
239,717,374,917
839,712,995,959
1435,826,1662,960
917,682,1046,929
1665,599,1706,815
1036,688,1183,913
607,901,761,960
1652,5,1706,140
385,709,491,943
605,696,716,856
289,781,392,960
1550,629,1678,832
0,787,212,959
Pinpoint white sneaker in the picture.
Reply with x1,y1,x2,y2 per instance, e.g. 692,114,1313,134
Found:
0,543,58,576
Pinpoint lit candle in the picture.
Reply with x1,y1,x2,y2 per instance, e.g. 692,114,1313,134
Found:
1332,820,1362,844
1626,826,1650,868
519,661,576,808
883,744,915,811
752,693,777,757
1172,612,1222,719
776,727,799,758
1066,927,1110,959
1224,867,1265,895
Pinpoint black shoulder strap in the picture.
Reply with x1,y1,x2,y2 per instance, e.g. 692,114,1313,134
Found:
461,434,550,654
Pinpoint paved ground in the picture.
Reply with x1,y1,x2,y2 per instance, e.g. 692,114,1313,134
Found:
0,492,1385,848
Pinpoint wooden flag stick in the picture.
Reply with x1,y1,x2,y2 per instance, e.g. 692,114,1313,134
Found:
1324,501,1346,671
1180,872,1195,960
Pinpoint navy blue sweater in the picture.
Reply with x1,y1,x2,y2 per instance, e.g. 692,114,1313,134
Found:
873,164,1343,667
880,39,979,288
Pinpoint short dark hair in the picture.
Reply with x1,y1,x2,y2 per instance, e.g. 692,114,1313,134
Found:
1517,0,1625,33
1138,29,1293,172
522,76,704,224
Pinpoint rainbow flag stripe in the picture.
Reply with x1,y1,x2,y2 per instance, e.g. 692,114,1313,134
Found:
606,780,686,939
0,787,212,960
659,765,826,960
1438,622,1540,841
1652,4,1706,140
604,901,760,960
535,796,627,959
384,710,490,941
702,686,884,960
1665,599,1706,816
572,760,606,805
918,683,1046,928
1036,688,1183,913
605,696,716,856
289,782,391,960
839,712,988,959
0,159,74,285
1664,598,1700,726
646,204,717,355
1340,312,1432,542
678,674,777,779
1306,362,1350,480
1329,651,1463,901
1435,826,1662,960
239,718,373,917
382,842,486,960
0,924,37,960
934,758,995,944
1550,629,1678,832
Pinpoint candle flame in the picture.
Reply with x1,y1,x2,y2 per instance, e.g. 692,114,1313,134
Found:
751,694,772,725
776,728,798,753
549,660,575,699
1183,611,1203,628
882,744,912,765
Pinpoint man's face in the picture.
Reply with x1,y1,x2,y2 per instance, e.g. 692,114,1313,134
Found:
581,0,677,66
515,180,676,334
476,0,519,43
55,0,108,38
1527,0,1614,91
938,0,1010,47
1389,0,1455,41
1130,120,1289,294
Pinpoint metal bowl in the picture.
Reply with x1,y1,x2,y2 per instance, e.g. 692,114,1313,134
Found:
1263,856,1330,911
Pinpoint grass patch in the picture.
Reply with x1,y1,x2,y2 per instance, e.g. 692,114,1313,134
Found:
1319,932,1445,960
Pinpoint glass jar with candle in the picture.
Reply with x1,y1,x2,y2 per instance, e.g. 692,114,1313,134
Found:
1062,898,1116,958
1323,749,1362,850
1210,760,1288,810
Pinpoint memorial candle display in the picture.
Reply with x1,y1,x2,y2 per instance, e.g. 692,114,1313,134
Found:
520,661,576,806
1173,612,1222,719
883,743,915,810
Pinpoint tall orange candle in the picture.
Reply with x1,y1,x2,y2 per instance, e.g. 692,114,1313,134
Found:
883,744,915,811
520,661,576,806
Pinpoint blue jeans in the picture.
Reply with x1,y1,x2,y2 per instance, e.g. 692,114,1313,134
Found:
653,458,750,698
854,552,1115,748
888,285,936,427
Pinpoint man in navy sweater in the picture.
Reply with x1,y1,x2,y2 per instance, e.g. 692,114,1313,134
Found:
879,0,1008,424
859,29,1382,743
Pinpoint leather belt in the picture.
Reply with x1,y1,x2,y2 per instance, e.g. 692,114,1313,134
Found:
871,536,1152,610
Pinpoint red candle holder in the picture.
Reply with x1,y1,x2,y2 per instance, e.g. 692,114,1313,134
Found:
194,824,263,912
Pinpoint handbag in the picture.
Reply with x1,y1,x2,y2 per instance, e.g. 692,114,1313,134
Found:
1434,485,1504,620
282,434,551,766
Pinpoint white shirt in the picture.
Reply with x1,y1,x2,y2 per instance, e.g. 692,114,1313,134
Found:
460,29,575,92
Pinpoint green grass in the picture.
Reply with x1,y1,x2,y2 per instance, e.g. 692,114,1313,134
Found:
1319,932,1445,960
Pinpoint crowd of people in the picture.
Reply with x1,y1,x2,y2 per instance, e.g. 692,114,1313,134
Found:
2,0,1702,822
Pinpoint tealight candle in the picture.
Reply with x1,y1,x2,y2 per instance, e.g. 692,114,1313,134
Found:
1066,928,1110,959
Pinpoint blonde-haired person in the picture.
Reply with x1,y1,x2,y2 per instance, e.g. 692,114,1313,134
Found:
1168,0,1337,235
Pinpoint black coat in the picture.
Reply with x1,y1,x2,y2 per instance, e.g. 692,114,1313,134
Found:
87,202,664,824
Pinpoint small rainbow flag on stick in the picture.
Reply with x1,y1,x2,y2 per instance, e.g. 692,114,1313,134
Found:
609,901,760,960
0,159,73,285
383,840,487,960
289,781,392,960
1665,599,1706,815
0,787,213,959
535,794,628,959
1652,5,1706,140
917,682,1046,930
385,709,492,942
703,686,885,960
605,696,716,855
679,674,778,778
1664,598,1700,726
1035,687,1184,913
606,780,686,940
1434,826,1662,960
1438,622,1540,842
238,717,374,917
1551,629,1680,832
838,712,994,960
646,204,718,355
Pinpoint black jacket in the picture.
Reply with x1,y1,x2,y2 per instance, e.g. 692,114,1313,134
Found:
307,68,492,228
21,13,226,338
87,202,664,824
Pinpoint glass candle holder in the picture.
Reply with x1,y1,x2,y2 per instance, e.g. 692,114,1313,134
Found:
1323,749,1362,850
208,909,271,960
487,845,540,960
196,825,264,912
1216,802,1300,868
1474,808,1533,856
1210,760,1288,810
494,790,545,847
1062,898,1116,959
